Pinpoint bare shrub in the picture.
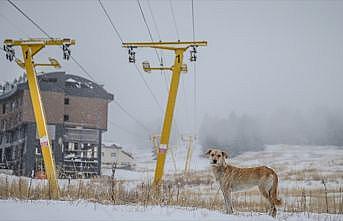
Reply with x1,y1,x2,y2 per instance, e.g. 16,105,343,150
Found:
0,175,341,214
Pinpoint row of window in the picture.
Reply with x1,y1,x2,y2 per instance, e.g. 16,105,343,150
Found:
1,98,71,125
100,152,117,158
63,142,98,159
0,128,25,145
1,97,70,115
1,97,23,115
0,143,26,163
64,98,70,122
0,112,23,131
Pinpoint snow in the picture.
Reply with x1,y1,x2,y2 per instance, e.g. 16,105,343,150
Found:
102,168,152,181
0,200,341,221
1,145,342,220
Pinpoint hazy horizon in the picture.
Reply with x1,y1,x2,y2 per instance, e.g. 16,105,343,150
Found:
1,0,343,145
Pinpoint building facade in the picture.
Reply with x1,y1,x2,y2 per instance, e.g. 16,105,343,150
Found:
0,71,113,178
101,144,135,171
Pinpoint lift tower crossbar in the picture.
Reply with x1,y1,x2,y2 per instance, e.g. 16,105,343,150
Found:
3,38,75,199
123,41,207,185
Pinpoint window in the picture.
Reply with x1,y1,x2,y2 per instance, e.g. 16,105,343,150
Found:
41,78,57,83
12,101,17,111
64,98,69,105
63,114,69,121
68,142,75,151
111,153,116,158
18,96,23,106
2,104,6,114
8,104,11,112
101,152,104,157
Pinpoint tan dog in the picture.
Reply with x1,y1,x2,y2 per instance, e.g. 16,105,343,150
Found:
206,148,281,217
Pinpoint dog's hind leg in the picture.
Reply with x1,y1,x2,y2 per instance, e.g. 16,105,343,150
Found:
258,185,276,217
268,188,277,217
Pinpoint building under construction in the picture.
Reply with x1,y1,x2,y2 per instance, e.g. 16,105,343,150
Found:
0,71,113,178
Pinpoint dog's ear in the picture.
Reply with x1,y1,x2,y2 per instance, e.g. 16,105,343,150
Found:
206,149,212,156
222,151,229,159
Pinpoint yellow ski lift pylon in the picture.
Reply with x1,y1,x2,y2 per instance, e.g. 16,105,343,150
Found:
122,41,207,185
3,38,75,199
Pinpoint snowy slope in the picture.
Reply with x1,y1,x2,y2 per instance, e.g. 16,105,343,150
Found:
102,144,343,187
0,200,341,221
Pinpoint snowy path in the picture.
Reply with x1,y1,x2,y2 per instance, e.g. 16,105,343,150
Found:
0,200,341,221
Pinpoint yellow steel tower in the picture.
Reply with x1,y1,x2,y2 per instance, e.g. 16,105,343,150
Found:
122,41,207,185
3,38,75,198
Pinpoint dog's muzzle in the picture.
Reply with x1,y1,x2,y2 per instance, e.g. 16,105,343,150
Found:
211,159,217,164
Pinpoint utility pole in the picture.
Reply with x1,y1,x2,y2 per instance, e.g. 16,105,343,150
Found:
122,41,207,185
182,135,195,174
150,134,161,158
3,38,75,198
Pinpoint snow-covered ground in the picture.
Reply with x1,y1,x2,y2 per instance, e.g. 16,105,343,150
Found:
1,145,342,220
0,200,341,221
99,144,343,208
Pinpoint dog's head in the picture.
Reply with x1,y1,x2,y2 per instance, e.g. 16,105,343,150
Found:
205,148,228,166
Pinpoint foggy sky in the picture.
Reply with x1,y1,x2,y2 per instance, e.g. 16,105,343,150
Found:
1,0,343,145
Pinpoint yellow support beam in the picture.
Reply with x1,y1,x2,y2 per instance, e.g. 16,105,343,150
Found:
4,38,75,46
122,40,207,48
3,38,75,199
123,41,207,185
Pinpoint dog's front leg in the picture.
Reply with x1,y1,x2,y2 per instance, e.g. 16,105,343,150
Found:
223,188,234,214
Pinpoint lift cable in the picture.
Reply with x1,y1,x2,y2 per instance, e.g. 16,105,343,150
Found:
137,0,155,44
146,0,170,89
114,100,150,134
109,120,145,138
136,0,182,137
146,0,171,98
146,0,161,41
191,0,196,41
167,0,191,133
137,0,161,63
0,12,31,37
2,42,142,139
68,57,97,83
191,0,198,136
137,0,172,100
98,0,162,112
6,0,97,83
6,0,151,135
168,0,180,41
134,63,163,109
97,0,124,43
137,0,170,90
7,0,50,38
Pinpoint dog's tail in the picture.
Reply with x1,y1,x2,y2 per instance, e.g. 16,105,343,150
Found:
271,171,282,206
